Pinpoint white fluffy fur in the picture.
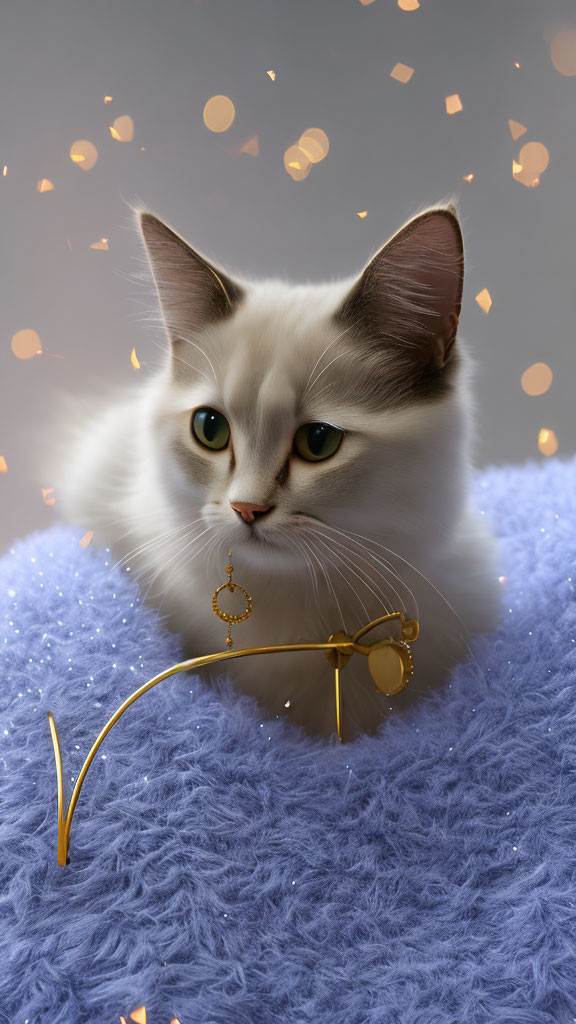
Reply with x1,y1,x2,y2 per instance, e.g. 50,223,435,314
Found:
56,209,500,740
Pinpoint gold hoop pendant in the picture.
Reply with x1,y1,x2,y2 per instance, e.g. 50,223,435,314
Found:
212,550,253,647
368,638,414,695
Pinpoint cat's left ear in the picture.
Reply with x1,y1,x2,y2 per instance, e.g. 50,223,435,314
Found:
335,207,464,370
139,212,244,342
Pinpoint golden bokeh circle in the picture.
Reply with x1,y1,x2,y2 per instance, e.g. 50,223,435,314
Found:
550,29,576,76
538,428,558,457
298,128,330,164
69,140,98,171
518,141,549,176
284,144,311,181
11,329,43,360
110,115,134,142
203,95,236,133
521,362,553,396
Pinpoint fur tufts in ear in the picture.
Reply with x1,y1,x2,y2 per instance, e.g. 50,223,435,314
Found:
139,212,244,343
336,207,464,371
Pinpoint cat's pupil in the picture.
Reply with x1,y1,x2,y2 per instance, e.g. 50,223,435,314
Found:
308,423,330,456
203,412,219,442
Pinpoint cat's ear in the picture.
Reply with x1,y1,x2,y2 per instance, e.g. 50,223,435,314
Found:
336,207,464,370
139,212,244,341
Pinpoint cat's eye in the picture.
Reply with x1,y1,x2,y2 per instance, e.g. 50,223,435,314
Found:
293,422,344,462
192,407,230,451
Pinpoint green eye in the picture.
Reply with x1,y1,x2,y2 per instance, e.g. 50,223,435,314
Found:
192,407,230,450
293,422,344,462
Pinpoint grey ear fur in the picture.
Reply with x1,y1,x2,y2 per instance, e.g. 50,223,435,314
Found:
139,212,244,342
335,206,464,370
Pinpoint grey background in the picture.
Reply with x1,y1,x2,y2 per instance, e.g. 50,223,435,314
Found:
1,0,575,552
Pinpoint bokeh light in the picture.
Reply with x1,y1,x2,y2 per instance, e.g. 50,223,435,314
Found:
298,128,329,163
109,115,134,141
0,457,7,473
69,139,98,171
90,238,109,250
284,144,311,181
475,288,492,314
11,328,42,360
513,141,549,187
390,62,414,83
203,95,236,133
398,0,419,9
36,178,54,193
538,428,558,456
445,94,462,115
130,347,141,369
508,119,527,140
240,135,259,155
521,362,553,396
41,487,55,506
356,210,368,218
550,29,576,76
79,530,94,548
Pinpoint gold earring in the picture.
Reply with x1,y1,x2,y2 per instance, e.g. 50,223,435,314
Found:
212,550,253,648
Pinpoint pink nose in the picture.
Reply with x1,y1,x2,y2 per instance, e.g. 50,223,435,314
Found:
230,500,272,524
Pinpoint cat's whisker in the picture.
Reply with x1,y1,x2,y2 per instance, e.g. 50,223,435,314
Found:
304,349,354,402
178,332,219,385
290,533,325,631
141,525,213,604
146,335,213,383
302,319,361,399
339,526,474,659
111,517,206,570
308,529,392,614
312,522,413,616
298,533,346,632
155,528,218,611
302,529,370,624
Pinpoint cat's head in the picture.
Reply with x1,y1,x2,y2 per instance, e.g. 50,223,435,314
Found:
139,207,468,571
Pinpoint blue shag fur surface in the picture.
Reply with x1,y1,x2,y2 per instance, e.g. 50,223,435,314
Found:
1,456,576,1024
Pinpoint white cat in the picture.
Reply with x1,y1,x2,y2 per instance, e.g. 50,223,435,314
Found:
57,205,500,740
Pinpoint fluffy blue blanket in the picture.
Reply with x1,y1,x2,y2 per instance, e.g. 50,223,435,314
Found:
1,456,576,1024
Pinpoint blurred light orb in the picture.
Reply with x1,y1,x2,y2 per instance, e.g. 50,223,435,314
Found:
521,362,553,396
475,288,492,314
11,329,42,360
508,119,527,141
298,128,329,164
284,144,311,181
514,141,549,187
445,94,463,115
390,62,414,83
203,95,236,133
538,428,558,456
109,115,134,142
36,178,54,193
518,141,549,175
240,135,259,156
398,0,420,9
69,140,98,171
550,29,576,76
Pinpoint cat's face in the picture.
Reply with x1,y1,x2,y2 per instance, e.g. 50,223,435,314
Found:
140,209,467,571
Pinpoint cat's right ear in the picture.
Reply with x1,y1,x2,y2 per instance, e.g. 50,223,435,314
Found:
139,212,244,343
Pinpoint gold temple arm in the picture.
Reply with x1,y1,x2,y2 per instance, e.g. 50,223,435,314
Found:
48,640,353,866
47,613,419,866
